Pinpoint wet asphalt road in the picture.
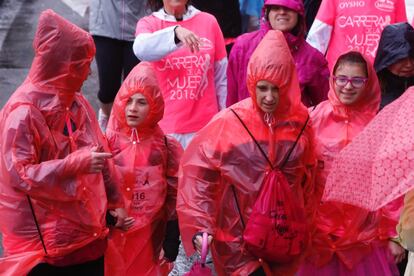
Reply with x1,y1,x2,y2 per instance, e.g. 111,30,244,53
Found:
0,0,99,110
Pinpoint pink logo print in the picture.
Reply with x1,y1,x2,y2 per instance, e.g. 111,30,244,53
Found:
198,38,213,51
375,0,394,12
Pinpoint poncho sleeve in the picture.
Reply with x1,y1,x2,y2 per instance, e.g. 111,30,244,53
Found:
177,115,228,255
3,105,91,200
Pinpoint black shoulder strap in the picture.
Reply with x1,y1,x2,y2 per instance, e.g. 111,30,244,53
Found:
280,115,310,168
27,195,48,255
230,108,309,170
231,185,246,229
230,108,273,168
164,136,169,177
164,135,169,152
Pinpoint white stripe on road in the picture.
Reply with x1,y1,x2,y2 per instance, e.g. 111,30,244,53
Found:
60,0,89,17
0,0,25,52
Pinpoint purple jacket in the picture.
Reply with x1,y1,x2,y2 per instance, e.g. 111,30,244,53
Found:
227,24,329,107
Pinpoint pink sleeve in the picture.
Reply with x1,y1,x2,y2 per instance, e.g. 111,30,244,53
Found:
226,44,241,107
315,0,336,26
307,58,330,105
395,0,408,22
135,16,155,36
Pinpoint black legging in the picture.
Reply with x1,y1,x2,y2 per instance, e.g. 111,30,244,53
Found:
93,35,139,104
28,256,104,276
249,266,266,276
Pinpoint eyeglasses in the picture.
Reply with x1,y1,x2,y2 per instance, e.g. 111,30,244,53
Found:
333,76,368,88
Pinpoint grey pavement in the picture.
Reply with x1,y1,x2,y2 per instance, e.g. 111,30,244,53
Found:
0,0,99,111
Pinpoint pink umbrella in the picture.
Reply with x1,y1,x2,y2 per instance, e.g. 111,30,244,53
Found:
184,232,212,276
323,87,414,211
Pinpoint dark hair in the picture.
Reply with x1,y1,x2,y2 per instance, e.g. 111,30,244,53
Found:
265,6,302,36
147,0,191,12
147,0,163,11
333,51,368,77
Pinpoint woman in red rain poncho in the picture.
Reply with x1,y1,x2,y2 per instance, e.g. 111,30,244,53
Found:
297,51,405,276
105,62,183,275
0,9,126,276
177,30,316,276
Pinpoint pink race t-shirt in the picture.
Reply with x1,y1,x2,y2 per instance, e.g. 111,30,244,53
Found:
136,12,226,134
317,0,407,66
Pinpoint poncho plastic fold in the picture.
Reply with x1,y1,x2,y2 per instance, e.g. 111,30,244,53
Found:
105,62,183,275
0,9,123,275
177,30,316,276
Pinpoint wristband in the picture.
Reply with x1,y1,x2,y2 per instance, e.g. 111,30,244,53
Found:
173,26,180,44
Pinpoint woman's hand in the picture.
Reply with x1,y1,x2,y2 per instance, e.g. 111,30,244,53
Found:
174,26,200,53
89,145,112,173
63,145,112,175
193,233,213,254
388,240,406,263
121,216,135,231
109,208,131,230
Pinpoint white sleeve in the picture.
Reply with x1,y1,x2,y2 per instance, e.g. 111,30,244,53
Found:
306,19,333,56
133,25,182,61
214,57,228,111
407,0,414,24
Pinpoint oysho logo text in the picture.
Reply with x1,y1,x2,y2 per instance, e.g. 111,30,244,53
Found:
339,1,365,9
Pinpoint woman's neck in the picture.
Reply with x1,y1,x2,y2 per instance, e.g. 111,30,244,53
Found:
164,6,186,20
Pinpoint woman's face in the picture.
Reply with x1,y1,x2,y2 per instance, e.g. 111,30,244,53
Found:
333,62,368,106
388,57,414,77
268,5,298,33
256,80,280,113
163,0,188,14
125,93,150,128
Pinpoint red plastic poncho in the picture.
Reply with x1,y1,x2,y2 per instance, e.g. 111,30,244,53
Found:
177,30,316,276
105,62,183,275
302,53,402,270
0,10,123,276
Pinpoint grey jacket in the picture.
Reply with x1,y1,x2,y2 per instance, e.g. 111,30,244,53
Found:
89,0,149,41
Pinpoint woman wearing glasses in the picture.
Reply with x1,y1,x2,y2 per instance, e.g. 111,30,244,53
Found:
297,51,405,275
